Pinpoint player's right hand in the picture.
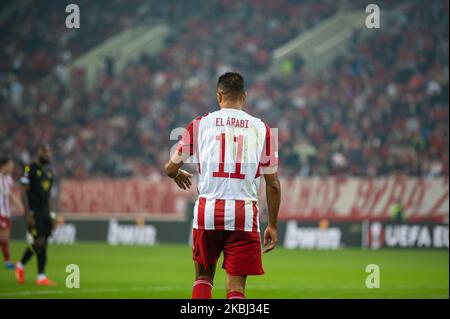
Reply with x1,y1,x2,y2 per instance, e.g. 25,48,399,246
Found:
262,224,278,253
173,169,193,190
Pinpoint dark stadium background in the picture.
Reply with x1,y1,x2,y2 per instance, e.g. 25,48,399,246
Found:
0,0,448,299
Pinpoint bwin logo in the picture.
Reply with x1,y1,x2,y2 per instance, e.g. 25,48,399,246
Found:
107,219,157,246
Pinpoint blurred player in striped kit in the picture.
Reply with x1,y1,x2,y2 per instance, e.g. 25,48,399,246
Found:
0,156,23,270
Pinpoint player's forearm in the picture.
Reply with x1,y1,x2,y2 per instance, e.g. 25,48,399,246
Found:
10,193,23,211
48,195,55,215
20,187,32,219
164,160,181,178
265,177,281,228
165,150,187,178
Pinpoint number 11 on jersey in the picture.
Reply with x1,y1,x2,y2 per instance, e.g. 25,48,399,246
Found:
212,133,246,179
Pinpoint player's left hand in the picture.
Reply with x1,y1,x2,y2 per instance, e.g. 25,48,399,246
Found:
50,211,57,230
173,169,193,190
17,202,24,213
262,225,278,253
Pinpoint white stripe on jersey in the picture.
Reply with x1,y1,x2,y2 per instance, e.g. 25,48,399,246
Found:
244,200,254,232
0,174,13,218
224,199,235,231
192,200,199,230
203,199,215,230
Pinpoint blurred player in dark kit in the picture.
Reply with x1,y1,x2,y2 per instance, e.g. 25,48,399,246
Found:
15,144,56,286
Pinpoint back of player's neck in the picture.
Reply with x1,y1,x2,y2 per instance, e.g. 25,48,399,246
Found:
220,106,242,111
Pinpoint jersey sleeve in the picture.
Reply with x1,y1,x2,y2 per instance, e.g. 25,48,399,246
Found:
176,116,201,158
20,165,32,185
176,122,195,157
260,123,279,171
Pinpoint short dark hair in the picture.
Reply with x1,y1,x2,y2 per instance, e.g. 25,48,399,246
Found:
35,143,50,154
217,72,245,101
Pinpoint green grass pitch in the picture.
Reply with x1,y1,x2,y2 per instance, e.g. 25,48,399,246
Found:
0,241,448,299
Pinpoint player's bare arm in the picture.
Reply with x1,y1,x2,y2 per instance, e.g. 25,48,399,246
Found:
10,192,23,213
164,151,193,190
262,171,281,254
48,193,57,230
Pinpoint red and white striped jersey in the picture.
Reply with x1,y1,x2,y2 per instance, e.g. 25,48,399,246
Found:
0,174,13,218
177,108,278,232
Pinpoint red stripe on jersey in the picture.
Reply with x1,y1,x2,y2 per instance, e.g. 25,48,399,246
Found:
255,122,272,178
193,117,202,174
260,122,272,167
177,116,203,174
230,136,245,179
214,199,225,230
255,162,261,178
212,133,229,178
260,122,279,168
252,202,258,232
198,197,206,228
234,200,245,231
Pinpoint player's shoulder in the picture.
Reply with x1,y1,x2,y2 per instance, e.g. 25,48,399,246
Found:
20,163,34,185
189,113,210,124
25,162,47,175
247,112,264,123
190,112,214,127
201,110,218,119
240,111,268,130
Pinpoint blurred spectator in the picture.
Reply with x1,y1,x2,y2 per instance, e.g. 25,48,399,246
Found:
0,0,448,180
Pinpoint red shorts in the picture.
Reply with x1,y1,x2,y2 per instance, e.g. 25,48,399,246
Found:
0,216,11,230
192,228,264,276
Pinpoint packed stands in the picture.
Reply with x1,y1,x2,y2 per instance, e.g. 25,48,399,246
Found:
0,0,448,180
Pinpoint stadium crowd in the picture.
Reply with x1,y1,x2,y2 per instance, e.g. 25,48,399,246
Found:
0,0,448,180
253,0,449,177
